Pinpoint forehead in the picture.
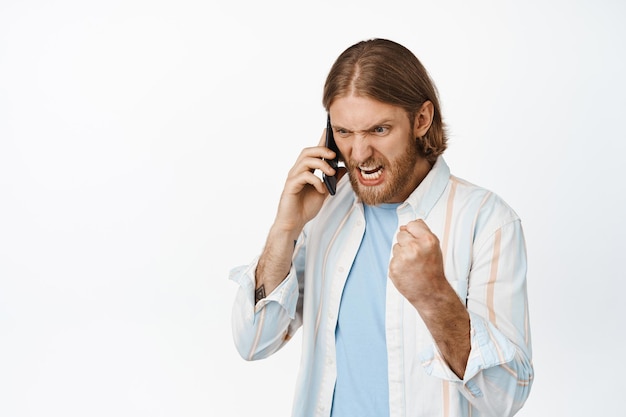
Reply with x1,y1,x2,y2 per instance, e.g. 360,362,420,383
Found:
328,95,408,129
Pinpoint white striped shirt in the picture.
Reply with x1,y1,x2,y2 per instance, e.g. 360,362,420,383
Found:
230,157,533,417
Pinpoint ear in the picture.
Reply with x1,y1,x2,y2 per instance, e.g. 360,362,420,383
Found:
413,101,434,138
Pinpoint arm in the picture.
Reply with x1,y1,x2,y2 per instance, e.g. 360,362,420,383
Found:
390,218,533,415
230,239,305,361
389,219,470,377
255,131,340,296
230,130,341,360
458,219,533,414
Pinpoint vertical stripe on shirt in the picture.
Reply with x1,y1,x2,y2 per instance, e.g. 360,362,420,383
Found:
248,307,266,361
440,177,457,417
487,229,502,325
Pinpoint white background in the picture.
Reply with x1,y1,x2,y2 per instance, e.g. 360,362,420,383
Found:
1,0,624,416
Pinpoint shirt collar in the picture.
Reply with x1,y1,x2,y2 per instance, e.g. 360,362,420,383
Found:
400,156,451,219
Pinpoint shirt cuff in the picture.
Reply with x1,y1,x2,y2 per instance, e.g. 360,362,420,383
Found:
419,311,517,383
229,257,300,321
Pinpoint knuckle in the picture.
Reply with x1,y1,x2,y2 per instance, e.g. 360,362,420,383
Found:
425,233,440,247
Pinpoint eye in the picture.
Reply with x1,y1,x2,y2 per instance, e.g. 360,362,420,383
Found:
336,128,351,138
372,126,389,135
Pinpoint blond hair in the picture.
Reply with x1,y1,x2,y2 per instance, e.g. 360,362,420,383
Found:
323,39,447,162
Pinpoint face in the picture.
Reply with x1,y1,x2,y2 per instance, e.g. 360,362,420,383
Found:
329,95,432,205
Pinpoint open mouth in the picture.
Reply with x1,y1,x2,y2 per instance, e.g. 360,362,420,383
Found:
359,164,384,180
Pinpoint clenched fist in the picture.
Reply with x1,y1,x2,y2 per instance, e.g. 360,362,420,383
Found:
389,219,447,306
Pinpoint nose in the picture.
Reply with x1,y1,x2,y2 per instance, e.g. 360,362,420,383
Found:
351,133,373,163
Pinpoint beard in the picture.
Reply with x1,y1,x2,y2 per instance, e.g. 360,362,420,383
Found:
345,135,422,206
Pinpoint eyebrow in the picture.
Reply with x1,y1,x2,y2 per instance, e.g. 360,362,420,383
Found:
332,118,394,133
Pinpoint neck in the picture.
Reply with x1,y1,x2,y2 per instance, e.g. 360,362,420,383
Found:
392,158,433,203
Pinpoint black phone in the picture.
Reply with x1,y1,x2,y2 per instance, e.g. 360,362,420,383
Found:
322,114,339,195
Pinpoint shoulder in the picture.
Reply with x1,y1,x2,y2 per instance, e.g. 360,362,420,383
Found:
447,175,521,241
450,175,519,218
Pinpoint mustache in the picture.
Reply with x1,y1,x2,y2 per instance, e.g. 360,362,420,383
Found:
347,158,386,169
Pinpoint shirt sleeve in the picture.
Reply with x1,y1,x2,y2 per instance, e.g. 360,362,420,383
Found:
420,218,534,416
229,238,306,361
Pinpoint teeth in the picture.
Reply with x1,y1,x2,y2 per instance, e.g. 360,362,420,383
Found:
360,166,383,180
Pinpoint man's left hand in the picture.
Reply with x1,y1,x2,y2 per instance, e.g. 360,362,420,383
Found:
389,219,447,306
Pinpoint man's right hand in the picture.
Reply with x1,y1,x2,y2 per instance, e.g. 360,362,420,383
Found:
273,129,342,241
255,130,343,299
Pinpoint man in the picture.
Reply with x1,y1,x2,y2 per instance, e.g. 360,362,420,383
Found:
230,38,533,417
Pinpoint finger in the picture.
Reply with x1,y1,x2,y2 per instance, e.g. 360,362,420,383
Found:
403,219,431,238
391,241,402,258
295,171,329,195
318,128,339,160
390,242,411,265
296,145,335,163
404,219,441,250
289,131,338,179
308,156,338,176
289,154,337,178
395,228,415,246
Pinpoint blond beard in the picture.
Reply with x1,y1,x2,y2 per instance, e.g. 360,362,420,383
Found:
346,136,421,206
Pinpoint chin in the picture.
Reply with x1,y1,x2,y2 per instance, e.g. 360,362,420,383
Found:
355,186,389,206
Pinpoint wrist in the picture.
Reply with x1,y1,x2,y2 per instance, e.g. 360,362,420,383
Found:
269,221,303,243
410,275,457,315
255,284,267,304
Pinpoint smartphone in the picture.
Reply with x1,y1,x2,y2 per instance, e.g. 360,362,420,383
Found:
322,114,339,195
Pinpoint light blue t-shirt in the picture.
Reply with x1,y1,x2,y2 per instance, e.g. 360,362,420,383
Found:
331,203,399,417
